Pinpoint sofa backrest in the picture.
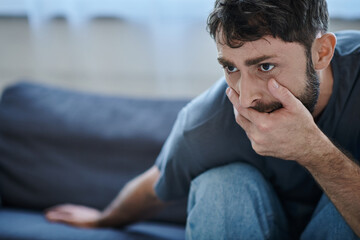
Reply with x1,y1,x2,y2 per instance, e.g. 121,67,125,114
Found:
0,82,189,224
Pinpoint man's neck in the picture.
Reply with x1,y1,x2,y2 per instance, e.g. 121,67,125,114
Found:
313,64,334,119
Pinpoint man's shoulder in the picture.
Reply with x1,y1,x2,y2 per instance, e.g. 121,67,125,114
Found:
181,77,232,132
331,30,360,89
335,30,360,56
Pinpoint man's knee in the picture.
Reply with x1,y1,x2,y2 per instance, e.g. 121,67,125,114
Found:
187,162,278,219
186,162,289,240
190,162,266,195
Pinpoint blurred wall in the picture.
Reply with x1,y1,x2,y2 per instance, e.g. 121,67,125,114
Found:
0,0,359,98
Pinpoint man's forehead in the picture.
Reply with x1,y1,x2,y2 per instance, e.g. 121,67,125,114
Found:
215,27,293,50
217,36,281,52
216,36,305,63
215,27,272,48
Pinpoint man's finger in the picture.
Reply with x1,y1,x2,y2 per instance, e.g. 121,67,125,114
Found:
237,105,267,124
226,87,242,110
46,211,73,222
233,107,252,132
226,87,266,124
45,204,74,214
268,78,300,110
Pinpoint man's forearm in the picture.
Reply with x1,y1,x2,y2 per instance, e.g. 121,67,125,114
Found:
97,166,165,228
299,134,360,236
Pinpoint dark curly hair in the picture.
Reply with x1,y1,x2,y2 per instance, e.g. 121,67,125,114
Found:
207,0,329,50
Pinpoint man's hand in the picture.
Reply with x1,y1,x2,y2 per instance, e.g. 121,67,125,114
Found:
45,166,164,229
226,78,324,162
45,204,102,228
227,78,360,236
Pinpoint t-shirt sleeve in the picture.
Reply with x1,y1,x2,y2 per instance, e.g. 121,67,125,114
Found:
153,78,231,201
154,106,195,201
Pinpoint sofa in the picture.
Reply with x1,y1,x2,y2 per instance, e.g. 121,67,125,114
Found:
0,81,189,240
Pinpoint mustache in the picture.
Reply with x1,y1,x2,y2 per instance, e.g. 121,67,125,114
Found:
250,101,283,113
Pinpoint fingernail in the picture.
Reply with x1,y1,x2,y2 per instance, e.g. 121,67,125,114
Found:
226,87,231,95
272,79,279,89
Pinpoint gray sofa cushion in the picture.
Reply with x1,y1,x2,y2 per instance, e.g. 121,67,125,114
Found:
0,82,189,224
0,208,185,240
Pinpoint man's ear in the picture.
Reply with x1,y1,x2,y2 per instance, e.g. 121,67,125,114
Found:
312,33,337,70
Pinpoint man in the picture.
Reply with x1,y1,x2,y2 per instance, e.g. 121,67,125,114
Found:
46,0,360,239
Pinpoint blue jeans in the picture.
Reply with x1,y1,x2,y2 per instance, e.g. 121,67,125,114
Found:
186,162,359,240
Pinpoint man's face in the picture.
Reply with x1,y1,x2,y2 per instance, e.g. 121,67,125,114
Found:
216,35,319,113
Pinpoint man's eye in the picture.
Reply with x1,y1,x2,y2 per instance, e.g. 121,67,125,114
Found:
225,66,239,73
259,63,275,72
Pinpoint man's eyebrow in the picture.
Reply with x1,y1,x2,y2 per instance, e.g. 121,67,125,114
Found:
218,55,277,67
245,55,275,66
217,57,235,67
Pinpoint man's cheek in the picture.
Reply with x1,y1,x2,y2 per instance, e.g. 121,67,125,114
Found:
272,75,304,99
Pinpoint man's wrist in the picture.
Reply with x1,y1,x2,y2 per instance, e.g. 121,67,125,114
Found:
95,210,116,228
296,128,334,169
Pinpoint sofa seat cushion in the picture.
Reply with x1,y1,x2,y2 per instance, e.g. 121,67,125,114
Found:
0,208,185,240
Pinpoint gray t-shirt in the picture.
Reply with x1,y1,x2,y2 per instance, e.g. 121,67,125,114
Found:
154,31,360,209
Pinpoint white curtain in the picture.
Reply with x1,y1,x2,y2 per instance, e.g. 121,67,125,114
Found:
0,0,358,27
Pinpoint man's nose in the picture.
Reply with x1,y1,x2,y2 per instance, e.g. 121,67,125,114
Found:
237,74,262,108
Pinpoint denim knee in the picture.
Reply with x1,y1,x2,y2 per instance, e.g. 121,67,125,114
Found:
186,162,289,240
301,194,360,240
189,162,264,200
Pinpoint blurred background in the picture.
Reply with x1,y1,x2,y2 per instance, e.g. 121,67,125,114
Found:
0,0,359,99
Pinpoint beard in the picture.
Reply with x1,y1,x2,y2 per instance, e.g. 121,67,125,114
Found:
251,50,320,114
